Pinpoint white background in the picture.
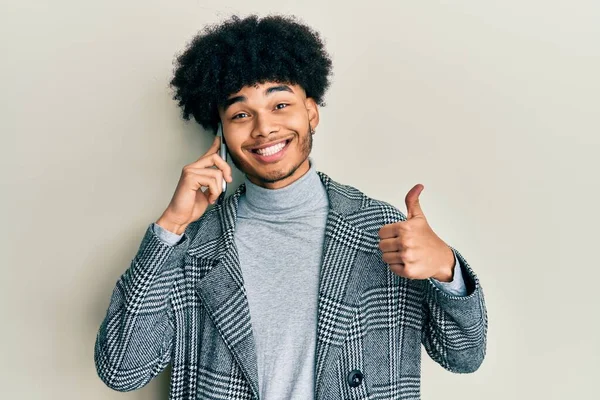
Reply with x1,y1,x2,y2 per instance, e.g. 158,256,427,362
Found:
1,0,598,398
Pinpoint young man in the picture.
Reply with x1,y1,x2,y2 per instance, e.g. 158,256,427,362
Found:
95,14,487,400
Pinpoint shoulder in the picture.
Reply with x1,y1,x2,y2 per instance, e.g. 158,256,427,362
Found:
351,194,408,236
323,173,407,231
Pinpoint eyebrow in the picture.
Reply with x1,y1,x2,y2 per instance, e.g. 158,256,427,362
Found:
222,85,294,112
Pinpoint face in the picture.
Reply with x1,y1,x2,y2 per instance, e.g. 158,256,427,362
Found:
217,81,319,189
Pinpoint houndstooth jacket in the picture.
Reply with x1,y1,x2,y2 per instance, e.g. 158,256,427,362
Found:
95,171,488,399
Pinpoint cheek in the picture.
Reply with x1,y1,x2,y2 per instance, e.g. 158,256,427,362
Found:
222,133,246,153
281,110,307,129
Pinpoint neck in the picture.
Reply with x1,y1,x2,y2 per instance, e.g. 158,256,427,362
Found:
242,159,324,214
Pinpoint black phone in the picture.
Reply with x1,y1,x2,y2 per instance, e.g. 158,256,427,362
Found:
216,122,227,204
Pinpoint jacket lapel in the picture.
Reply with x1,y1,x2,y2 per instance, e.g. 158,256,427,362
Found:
189,184,260,398
313,172,383,397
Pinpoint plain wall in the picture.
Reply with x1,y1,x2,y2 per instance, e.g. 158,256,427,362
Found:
1,0,599,399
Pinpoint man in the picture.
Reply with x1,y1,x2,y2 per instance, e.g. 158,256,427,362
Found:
95,14,487,400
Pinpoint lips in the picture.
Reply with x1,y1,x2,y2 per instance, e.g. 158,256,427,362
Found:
250,138,291,162
250,139,291,153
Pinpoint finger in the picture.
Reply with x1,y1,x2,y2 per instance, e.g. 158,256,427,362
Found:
378,237,401,253
186,168,223,202
387,263,407,277
201,174,221,204
405,184,425,219
378,223,400,239
207,170,223,203
207,135,222,155
188,153,232,182
382,251,404,265
208,153,233,182
193,135,221,162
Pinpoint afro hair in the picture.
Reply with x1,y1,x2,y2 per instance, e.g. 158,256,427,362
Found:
169,14,334,134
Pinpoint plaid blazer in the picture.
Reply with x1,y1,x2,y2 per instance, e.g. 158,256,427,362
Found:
95,171,487,399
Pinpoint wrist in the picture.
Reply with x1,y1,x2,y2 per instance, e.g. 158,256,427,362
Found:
432,267,453,283
432,247,456,282
155,215,187,235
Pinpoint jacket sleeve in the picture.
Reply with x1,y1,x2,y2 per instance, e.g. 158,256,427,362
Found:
421,246,488,373
94,222,190,391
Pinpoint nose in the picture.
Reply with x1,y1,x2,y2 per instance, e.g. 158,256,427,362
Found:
251,111,279,139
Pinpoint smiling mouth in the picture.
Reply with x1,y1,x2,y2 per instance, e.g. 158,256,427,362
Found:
251,139,291,156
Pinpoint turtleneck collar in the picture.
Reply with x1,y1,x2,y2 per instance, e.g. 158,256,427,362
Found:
239,158,328,216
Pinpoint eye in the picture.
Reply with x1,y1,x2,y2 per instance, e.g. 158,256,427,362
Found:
232,112,248,120
275,103,289,110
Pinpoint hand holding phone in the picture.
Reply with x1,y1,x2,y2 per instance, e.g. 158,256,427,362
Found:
155,123,232,234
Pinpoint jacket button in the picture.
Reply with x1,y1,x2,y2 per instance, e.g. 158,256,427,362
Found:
347,369,364,387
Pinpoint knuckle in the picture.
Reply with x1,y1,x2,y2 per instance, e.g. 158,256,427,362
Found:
400,262,416,277
382,253,391,264
403,268,416,279
182,168,193,178
394,225,403,235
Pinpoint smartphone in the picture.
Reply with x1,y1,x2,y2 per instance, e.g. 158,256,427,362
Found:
216,122,227,204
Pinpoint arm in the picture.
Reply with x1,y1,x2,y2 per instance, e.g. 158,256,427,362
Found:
421,246,488,373
94,222,189,391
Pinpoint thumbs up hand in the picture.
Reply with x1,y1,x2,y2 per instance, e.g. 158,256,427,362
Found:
378,184,456,282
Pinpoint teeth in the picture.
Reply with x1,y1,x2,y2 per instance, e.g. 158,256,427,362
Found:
255,141,286,156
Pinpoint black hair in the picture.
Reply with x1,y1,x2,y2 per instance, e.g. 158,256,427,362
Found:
169,14,333,134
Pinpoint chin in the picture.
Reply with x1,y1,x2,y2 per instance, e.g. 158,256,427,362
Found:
252,160,304,183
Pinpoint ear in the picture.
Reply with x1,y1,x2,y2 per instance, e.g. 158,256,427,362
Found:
305,97,320,132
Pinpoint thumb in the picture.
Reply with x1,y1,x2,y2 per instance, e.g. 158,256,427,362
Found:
405,184,425,219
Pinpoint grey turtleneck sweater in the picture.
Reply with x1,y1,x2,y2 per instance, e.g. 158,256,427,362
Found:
233,162,329,399
152,160,466,399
